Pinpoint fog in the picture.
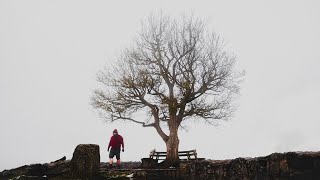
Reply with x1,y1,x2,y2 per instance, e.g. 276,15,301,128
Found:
1,0,320,171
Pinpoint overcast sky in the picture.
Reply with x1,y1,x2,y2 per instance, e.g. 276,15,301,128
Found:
1,0,320,171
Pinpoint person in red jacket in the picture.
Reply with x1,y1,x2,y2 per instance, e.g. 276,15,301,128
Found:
108,129,124,168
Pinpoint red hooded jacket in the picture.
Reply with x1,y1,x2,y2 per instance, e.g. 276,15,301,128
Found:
108,130,124,150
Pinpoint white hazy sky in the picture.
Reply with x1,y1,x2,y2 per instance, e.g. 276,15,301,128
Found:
1,0,320,171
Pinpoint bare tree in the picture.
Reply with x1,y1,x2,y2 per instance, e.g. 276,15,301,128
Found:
91,13,244,165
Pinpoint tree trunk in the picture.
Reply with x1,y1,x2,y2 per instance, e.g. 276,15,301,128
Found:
164,126,180,167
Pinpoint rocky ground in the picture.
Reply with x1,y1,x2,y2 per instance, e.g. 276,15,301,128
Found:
185,151,320,180
0,158,142,180
1,144,320,180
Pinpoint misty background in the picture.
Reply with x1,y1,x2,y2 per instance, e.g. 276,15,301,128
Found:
1,0,320,171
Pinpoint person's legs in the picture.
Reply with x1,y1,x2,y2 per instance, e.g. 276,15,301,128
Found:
109,149,115,168
116,150,121,167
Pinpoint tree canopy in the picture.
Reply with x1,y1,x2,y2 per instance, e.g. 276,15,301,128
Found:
91,13,244,162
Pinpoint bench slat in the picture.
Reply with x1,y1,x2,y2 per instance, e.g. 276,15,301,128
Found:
177,150,197,153
175,154,196,156
150,154,167,157
151,153,196,156
150,154,196,157
150,150,196,154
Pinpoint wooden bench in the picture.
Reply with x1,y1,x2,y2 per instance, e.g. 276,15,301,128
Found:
141,149,204,168
149,149,198,162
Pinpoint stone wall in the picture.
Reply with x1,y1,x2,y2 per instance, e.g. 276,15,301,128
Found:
2,148,320,180
184,151,320,180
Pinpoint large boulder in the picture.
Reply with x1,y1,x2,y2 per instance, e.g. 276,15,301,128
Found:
70,144,100,178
